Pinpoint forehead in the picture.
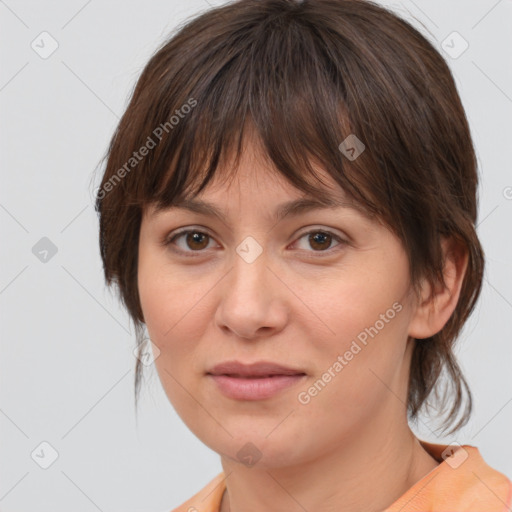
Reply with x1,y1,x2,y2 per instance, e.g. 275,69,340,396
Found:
144,130,379,227
144,174,376,230
156,194,365,219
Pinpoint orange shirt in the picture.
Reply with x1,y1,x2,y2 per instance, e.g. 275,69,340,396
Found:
171,440,512,511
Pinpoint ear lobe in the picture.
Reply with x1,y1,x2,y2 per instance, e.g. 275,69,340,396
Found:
408,237,469,340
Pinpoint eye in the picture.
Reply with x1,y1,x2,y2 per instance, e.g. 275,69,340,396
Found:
164,229,218,255
163,227,348,257
292,229,347,255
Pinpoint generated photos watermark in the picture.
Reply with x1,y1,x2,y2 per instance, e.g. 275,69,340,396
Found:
297,301,403,405
96,97,197,200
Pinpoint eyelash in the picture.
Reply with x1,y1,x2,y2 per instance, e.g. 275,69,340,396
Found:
162,227,348,259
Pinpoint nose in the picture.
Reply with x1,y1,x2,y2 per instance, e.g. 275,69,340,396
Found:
214,242,288,340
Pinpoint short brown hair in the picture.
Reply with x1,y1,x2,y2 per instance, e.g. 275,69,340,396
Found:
94,0,484,434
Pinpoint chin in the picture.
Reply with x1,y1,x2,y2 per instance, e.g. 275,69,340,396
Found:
201,426,313,470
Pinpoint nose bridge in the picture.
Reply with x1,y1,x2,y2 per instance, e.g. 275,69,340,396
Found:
235,234,265,267
215,234,286,339
229,234,269,297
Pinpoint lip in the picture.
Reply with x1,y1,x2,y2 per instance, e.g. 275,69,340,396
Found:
209,374,306,400
207,360,306,377
206,360,307,401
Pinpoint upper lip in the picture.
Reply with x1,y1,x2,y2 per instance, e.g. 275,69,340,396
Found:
207,360,306,377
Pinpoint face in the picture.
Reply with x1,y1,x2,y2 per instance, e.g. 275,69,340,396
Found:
138,139,420,468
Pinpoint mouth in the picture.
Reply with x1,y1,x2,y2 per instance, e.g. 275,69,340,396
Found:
207,360,306,378
206,360,307,400
215,373,304,378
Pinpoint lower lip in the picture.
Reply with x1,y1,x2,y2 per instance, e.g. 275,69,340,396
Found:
208,374,307,400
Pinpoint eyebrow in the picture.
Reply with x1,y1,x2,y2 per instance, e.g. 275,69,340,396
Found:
158,195,368,225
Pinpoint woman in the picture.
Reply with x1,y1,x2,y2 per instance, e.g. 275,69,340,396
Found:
94,0,512,510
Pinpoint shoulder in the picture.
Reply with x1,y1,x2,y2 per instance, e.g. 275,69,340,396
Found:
387,441,512,511
170,472,226,512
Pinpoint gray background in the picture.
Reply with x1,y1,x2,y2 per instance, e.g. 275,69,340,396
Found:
0,0,511,510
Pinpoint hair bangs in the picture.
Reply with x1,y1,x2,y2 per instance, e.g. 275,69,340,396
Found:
143,11,380,220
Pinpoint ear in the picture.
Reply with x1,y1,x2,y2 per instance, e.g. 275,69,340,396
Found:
408,236,469,340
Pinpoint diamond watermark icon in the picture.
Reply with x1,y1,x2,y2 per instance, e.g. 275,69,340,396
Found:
32,237,58,263
31,441,59,469
441,31,469,59
441,442,469,469
236,442,262,467
236,236,263,264
31,31,59,59
133,337,160,366
338,134,366,161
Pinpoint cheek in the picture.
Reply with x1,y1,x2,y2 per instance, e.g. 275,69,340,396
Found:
138,263,209,428
296,260,412,412
137,246,205,340
137,252,214,399
301,257,410,353
139,272,205,365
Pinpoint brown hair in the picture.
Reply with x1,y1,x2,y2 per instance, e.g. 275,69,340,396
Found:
93,0,484,434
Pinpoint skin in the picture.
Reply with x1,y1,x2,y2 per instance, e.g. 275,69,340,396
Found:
138,132,468,512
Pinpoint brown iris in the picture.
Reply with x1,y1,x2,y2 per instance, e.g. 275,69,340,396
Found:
185,232,210,250
308,232,332,251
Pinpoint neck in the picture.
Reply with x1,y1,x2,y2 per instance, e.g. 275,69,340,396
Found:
219,415,439,512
